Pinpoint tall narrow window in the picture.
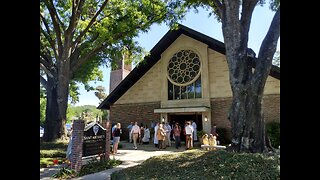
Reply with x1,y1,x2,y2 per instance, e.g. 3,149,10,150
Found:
195,77,202,98
168,79,173,100
186,83,195,99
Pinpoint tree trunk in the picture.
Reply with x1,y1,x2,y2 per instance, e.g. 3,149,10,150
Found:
56,59,70,141
43,76,60,141
212,0,279,153
228,83,266,153
43,60,70,142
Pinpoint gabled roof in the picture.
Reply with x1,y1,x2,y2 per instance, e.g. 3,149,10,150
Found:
97,24,280,110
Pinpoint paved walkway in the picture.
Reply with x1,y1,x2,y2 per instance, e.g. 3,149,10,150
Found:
40,141,197,179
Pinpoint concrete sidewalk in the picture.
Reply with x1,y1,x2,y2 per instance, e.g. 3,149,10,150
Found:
40,141,193,179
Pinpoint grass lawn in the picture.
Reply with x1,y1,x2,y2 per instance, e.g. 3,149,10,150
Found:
111,149,280,180
40,139,122,179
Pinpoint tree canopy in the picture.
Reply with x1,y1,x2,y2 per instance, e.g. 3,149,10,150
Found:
40,0,185,141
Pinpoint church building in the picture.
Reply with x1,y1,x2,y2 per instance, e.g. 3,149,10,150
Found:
97,24,280,140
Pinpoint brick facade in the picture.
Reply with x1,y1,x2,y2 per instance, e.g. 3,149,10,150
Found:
109,102,161,140
210,94,280,140
262,94,280,123
71,120,85,173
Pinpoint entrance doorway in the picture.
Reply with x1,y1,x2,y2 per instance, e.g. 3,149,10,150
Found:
168,113,202,142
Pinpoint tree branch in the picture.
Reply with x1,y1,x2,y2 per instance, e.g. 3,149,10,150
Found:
253,7,280,91
40,41,56,65
67,0,85,38
70,32,100,66
40,21,59,60
40,75,48,90
40,47,57,78
72,0,109,47
40,62,54,78
44,0,64,55
212,0,224,19
240,0,258,50
70,18,155,74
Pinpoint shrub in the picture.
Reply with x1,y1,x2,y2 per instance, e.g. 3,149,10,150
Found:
52,167,76,179
216,128,231,145
40,140,68,150
197,130,207,139
266,121,280,148
40,149,66,158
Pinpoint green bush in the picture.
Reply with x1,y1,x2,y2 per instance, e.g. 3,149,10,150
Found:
216,128,231,145
197,130,207,139
40,141,68,150
40,149,66,158
52,167,76,179
266,121,280,148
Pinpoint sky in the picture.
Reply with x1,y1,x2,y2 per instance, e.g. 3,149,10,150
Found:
73,5,280,107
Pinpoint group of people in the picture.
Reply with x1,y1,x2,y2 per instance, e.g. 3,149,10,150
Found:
125,122,151,149
111,121,151,153
201,124,219,150
112,120,219,153
152,120,199,150
201,134,217,150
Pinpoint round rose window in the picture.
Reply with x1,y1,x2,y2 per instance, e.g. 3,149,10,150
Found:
167,50,201,85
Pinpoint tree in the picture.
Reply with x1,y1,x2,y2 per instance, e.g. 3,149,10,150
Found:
94,85,108,121
182,0,280,152
40,0,180,141
94,85,107,102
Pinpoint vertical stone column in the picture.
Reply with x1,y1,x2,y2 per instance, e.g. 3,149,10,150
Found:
71,120,85,172
102,120,111,160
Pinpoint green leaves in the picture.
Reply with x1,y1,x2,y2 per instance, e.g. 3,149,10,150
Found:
41,0,183,99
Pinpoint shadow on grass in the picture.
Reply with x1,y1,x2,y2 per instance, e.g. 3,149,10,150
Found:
111,149,280,180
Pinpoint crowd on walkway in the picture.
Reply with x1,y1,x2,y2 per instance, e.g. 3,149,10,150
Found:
111,120,220,153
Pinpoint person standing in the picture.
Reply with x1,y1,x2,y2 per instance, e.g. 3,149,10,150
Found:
173,123,181,149
153,122,159,148
150,121,155,129
185,122,194,150
164,122,172,147
191,121,198,142
157,123,167,149
170,120,175,141
211,124,219,144
127,122,133,143
111,124,117,143
113,123,122,154
139,123,144,145
130,122,140,149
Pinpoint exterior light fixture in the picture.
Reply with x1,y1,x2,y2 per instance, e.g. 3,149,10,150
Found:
204,116,208,122
162,117,165,122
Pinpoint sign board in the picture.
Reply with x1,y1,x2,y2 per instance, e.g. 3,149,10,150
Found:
82,122,106,157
